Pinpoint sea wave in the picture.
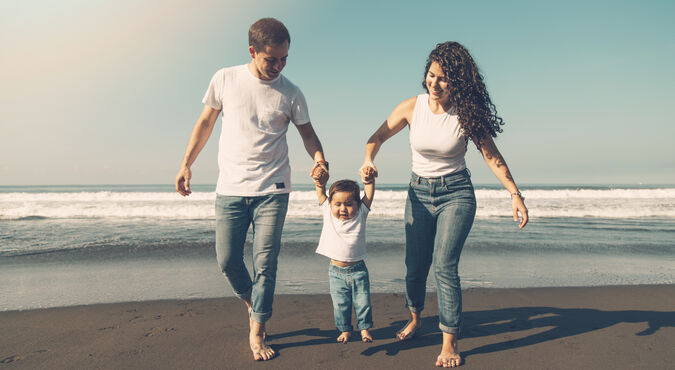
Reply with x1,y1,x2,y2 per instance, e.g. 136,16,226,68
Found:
2,189,675,220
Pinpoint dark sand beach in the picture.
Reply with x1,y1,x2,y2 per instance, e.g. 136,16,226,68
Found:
1,285,673,369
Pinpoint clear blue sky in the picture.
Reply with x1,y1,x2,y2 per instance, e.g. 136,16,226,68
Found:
2,0,674,185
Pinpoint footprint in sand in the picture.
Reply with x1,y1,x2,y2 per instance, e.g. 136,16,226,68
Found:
1,355,25,364
129,315,144,323
1,350,46,364
143,327,176,337
177,310,197,317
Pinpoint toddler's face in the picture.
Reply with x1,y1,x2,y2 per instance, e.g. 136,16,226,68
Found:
330,191,358,221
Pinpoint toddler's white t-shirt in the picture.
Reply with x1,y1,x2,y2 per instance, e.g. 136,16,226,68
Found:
315,201,369,262
202,64,311,196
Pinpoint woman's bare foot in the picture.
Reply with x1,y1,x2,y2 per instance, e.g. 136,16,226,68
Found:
360,329,373,343
336,331,351,343
396,312,422,340
250,321,275,361
435,332,461,367
245,302,266,340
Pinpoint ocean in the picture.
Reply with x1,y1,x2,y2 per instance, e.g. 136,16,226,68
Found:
1,184,674,311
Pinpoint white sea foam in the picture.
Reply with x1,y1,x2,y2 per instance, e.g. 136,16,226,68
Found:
2,188,675,220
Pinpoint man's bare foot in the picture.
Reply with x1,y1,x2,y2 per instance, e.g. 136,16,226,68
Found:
250,322,275,361
396,313,422,341
435,333,461,367
360,329,373,343
336,331,351,343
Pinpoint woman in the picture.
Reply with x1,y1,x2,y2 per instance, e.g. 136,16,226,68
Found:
359,42,528,368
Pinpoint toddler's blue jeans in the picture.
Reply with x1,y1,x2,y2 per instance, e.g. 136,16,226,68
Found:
328,261,373,332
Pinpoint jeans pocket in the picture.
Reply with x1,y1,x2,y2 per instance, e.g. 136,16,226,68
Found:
444,174,473,192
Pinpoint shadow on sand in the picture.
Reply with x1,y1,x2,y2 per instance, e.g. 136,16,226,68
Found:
267,306,673,358
356,306,675,358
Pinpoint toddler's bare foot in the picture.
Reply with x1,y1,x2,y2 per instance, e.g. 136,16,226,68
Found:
336,331,351,343
435,334,461,367
360,329,373,343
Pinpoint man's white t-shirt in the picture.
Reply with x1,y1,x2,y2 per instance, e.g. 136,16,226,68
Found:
202,64,311,196
315,202,370,262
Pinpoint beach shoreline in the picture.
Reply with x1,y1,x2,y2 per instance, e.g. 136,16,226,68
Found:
2,285,673,369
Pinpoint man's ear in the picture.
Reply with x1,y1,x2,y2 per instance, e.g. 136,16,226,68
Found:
248,46,256,59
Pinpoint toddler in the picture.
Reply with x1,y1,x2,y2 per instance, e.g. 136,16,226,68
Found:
312,167,376,343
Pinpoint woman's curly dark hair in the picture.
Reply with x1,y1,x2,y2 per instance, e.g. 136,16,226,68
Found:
422,42,504,147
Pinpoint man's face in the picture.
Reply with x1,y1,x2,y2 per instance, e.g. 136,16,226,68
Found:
249,41,289,80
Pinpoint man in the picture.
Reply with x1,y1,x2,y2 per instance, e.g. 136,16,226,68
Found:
175,18,328,361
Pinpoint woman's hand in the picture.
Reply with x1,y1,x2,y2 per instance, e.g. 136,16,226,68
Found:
359,161,378,183
512,196,528,229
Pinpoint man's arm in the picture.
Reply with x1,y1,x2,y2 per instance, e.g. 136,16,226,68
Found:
175,104,221,196
295,122,326,164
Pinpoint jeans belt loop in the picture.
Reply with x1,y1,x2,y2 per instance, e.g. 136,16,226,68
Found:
441,175,446,187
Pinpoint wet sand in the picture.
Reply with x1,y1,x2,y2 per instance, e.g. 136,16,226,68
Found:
1,285,673,369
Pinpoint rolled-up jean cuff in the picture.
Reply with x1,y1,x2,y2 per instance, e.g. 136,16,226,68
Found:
250,310,272,324
336,324,352,332
439,323,460,335
357,323,373,330
406,304,424,313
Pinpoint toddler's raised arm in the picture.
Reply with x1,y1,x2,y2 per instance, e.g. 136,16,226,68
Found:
311,161,329,205
361,166,375,208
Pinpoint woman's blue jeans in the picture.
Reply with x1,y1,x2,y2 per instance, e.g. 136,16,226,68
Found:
328,261,373,332
215,193,289,324
404,170,476,334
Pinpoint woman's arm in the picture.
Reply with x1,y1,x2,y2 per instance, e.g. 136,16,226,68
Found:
359,97,416,180
478,136,529,229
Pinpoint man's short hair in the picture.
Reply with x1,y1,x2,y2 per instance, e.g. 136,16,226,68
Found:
248,18,290,51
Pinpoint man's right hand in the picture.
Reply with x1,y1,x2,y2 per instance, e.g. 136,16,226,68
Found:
175,166,192,196
310,161,329,187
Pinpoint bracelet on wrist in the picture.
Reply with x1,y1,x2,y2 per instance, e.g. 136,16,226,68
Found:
510,191,524,200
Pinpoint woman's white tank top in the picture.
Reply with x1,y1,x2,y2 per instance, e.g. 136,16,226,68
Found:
409,94,468,177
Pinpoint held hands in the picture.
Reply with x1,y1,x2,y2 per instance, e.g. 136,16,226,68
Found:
361,166,376,184
311,160,330,187
359,162,378,184
175,166,192,196
512,195,528,229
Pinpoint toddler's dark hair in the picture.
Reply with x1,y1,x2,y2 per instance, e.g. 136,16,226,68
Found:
328,180,361,205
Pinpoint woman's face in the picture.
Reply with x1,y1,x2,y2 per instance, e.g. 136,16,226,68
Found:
426,61,451,103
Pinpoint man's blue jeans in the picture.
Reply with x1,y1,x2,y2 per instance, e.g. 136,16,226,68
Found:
328,261,373,332
215,193,289,324
404,170,476,334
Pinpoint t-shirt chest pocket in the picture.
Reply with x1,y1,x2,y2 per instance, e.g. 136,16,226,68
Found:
257,106,288,134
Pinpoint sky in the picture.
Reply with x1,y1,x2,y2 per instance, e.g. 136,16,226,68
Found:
2,0,674,185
